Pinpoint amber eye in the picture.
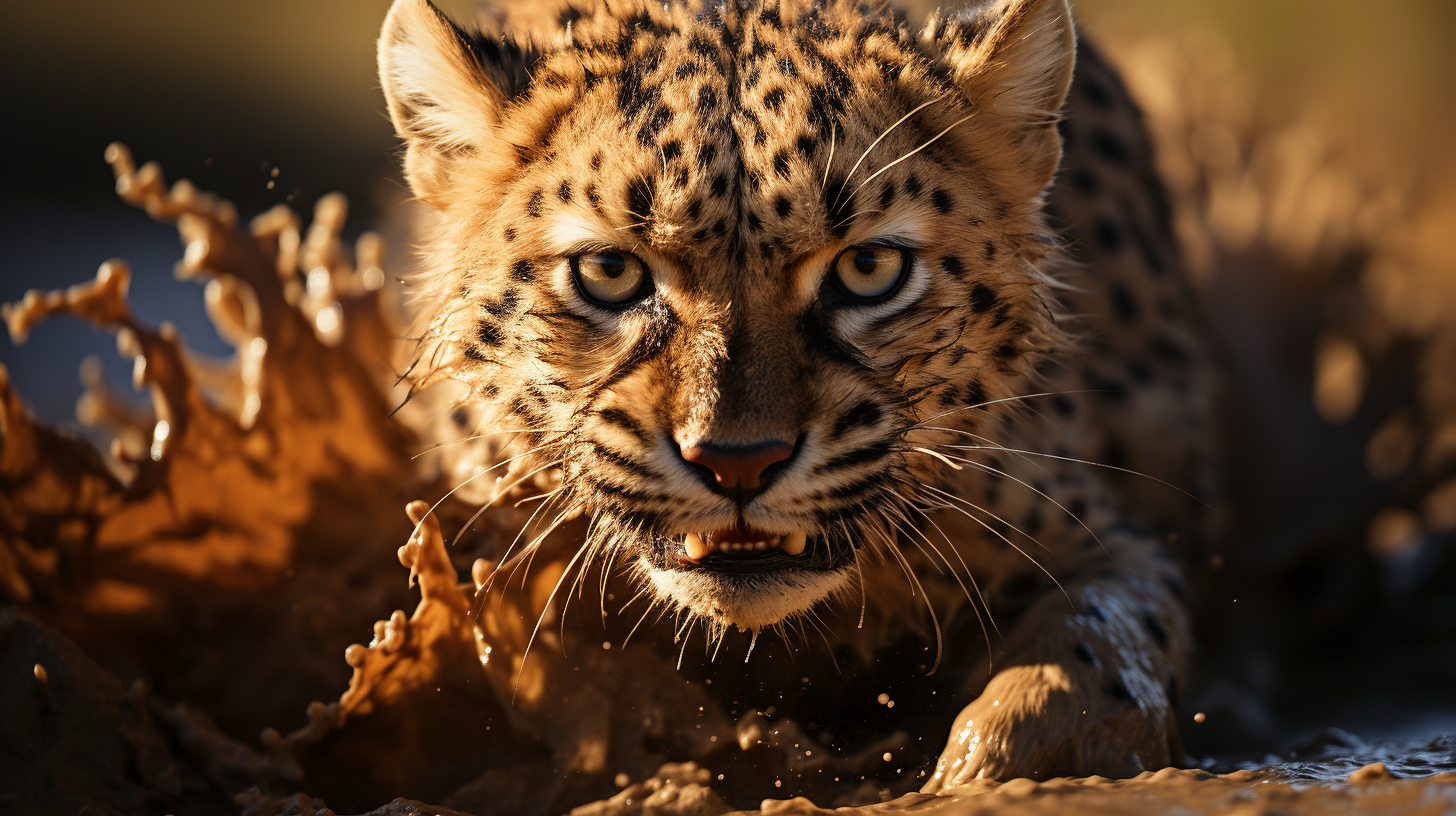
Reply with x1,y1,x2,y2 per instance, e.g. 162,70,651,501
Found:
570,250,650,306
831,245,912,301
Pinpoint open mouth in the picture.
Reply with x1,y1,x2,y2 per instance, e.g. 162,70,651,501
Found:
644,523,853,626
674,523,811,572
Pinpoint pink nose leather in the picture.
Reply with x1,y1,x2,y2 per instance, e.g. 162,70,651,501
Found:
680,441,794,490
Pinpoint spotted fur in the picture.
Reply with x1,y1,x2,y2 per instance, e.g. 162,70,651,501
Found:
382,0,1215,784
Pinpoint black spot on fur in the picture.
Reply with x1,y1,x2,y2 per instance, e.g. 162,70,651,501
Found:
879,182,896,210
763,87,786,111
485,289,519,317
503,227,516,242
585,184,602,209
476,321,503,347
1090,130,1129,164
1068,167,1099,195
1095,219,1124,252
1050,395,1076,417
1142,610,1169,648
963,378,985,407
590,152,604,172
688,34,717,60
616,57,662,122
983,241,997,262
775,196,792,217
698,143,718,168
1102,439,1128,469
526,189,544,217
697,85,719,115
711,173,729,197
557,180,572,203
637,106,673,145
747,212,762,230
941,256,965,278
823,175,855,237
833,400,882,438
904,174,922,197
1130,222,1169,276
1023,508,1043,535
773,149,793,179
777,57,798,77
970,283,997,313
931,188,953,213
510,259,535,283
661,140,682,163
1109,283,1139,323
686,199,702,221
626,176,655,223
797,135,816,157
1082,75,1114,109
711,218,727,236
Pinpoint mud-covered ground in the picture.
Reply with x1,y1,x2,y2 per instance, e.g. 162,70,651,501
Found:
3,23,1456,816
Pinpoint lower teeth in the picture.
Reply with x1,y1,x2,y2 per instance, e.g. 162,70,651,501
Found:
681,531,809,558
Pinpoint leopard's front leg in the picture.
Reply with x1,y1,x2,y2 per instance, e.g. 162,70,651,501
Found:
922,531,1190,788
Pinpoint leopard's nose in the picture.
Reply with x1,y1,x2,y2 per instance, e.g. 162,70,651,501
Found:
679,439,795,492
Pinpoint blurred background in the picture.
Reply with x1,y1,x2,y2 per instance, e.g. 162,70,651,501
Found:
2,0,1454,759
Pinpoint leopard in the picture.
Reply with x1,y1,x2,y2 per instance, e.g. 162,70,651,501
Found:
378,0,1217,791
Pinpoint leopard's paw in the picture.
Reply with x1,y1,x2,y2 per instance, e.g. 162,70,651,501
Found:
921,661,1180,790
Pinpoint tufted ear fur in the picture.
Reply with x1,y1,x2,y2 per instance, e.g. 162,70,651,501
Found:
378,0,533,205
927,0,1076,202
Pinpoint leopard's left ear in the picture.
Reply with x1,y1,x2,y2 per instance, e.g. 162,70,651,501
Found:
925,0,1076,200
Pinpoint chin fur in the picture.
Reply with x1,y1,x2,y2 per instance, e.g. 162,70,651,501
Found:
640,557,851,631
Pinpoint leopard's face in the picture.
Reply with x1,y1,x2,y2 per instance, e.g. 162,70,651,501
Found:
382,0,1075,632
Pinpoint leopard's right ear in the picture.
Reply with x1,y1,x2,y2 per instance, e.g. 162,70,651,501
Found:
378,0,531,205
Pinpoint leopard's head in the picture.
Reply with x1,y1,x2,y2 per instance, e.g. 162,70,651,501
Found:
380,0,1074,633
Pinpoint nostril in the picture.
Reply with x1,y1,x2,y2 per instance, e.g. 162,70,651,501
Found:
680,440,795,491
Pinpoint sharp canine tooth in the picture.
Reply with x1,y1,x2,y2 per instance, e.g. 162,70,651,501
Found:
685,533,709,560
783,531,808,556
